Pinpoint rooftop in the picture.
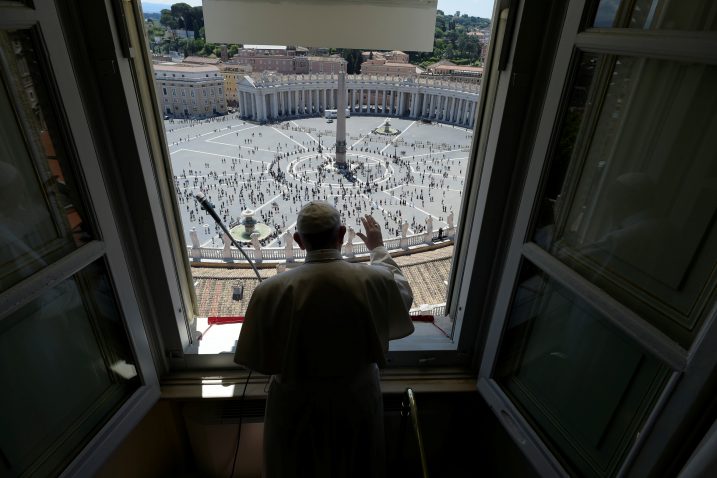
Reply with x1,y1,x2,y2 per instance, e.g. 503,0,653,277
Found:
192,245,453,316
154,62,221,73
183,56,222,65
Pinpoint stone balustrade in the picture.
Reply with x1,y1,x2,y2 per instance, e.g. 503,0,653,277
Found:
188,226,457,265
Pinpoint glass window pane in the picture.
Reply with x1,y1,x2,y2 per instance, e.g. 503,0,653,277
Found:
0,261,140,477
534,53,717,347
593,0,717,31
495,261,671,477
0,29,93,292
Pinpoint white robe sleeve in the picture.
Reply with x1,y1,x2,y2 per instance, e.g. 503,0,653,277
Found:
369,246,413,310
369,246,414,340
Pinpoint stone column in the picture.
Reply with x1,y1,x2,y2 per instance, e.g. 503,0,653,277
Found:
335,66,347,165
190,228,202,260
382,89,387,114
351,89,356,112
424,216,433,243
447,211,455,240
251,232,262,261
222,233,233,260
344,227,356,257
283,230,294,262
400,222,409,249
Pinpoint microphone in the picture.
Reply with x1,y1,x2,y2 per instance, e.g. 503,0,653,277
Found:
193,190,263,282
195,191,223,225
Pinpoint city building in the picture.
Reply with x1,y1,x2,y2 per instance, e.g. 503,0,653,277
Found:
360,58,424,77
362,50,411,63
220,64,252,107
425,59,484,82
153,62,227,118
228,53,296,74
4,1,717,477
182,55,221,66
228,53,345,75
236,73,478,127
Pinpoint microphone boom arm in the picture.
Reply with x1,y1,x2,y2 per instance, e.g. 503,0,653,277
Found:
194,191,263,282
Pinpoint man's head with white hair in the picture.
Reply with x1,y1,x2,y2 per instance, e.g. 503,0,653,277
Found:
293,201,346,251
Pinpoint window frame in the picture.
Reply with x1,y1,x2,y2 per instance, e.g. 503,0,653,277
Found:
119,0,511,371
0,1,160,476
473,0,717,475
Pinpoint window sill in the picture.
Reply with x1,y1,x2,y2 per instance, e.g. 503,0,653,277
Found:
185,319,456,355
160,366,477,400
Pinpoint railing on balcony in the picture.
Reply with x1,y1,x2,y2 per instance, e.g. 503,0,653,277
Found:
248,73,480,94
187,226,457,265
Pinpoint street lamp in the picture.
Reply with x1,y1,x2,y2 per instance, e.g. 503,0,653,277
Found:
318,133,322,154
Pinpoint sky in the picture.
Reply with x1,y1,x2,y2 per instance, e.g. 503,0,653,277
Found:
144,0,494,19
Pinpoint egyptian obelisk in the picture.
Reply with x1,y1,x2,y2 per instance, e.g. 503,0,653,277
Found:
335,62,347,167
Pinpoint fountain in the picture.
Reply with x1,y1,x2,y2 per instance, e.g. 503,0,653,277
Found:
229,209,273,242
373,118,400,136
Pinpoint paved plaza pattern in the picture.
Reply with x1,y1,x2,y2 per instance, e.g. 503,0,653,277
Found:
168,115,472,249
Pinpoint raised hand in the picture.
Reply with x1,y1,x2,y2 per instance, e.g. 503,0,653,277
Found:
357,214,384,251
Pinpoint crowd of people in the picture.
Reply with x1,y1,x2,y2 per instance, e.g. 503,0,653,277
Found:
169,116,470,249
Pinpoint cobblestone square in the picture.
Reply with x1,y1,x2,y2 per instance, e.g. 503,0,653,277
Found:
168,115,472,250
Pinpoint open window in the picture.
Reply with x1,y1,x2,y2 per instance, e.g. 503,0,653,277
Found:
132,0,498,367
476,0,717,475
0,1,158,475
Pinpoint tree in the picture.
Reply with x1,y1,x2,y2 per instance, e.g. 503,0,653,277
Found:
189,6,204,34
340,49,363,74
159,9,177,29
170,3,192,27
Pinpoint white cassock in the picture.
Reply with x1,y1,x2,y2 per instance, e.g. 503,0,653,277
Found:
235,246,414,478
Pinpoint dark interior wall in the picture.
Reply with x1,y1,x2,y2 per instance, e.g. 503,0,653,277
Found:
385,391,535,478
95,400,192,478
96,391,534,477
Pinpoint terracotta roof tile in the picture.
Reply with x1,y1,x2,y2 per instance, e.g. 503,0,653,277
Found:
192,246,454,316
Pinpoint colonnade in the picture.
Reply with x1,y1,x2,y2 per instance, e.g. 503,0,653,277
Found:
237,75,479,128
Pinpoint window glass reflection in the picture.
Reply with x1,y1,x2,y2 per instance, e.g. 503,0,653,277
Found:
0,261,139,476
593,0,717,30
496,261,670,477
0,29,92,292
535,53,717,347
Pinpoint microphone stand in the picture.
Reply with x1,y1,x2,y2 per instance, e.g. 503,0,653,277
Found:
194,191,263,282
